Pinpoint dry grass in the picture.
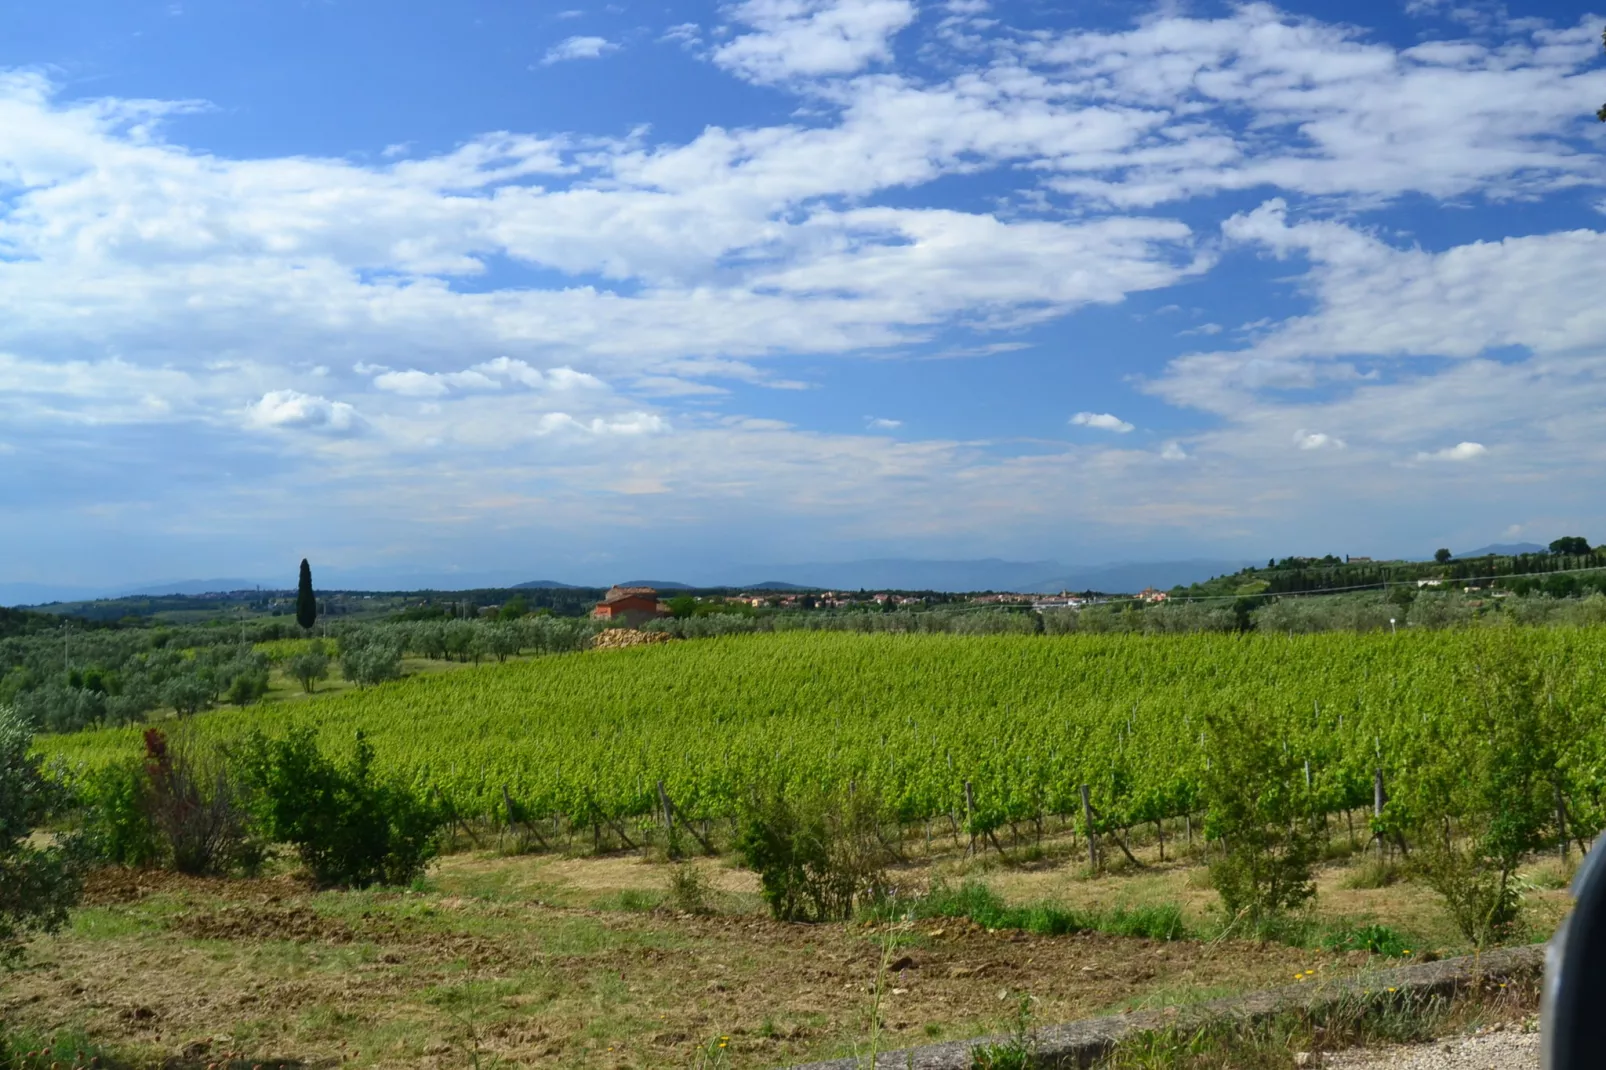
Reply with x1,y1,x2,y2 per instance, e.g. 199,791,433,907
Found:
2,821,1574,1069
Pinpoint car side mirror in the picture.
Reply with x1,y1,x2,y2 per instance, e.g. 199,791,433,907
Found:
1544,844,1606,1068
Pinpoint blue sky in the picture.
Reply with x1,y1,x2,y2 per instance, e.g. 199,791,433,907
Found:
1,0,1604,589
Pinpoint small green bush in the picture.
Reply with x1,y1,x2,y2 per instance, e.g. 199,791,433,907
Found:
735,788,889,922
241,726,445,888
1201,706,1324,930
80,758,164,869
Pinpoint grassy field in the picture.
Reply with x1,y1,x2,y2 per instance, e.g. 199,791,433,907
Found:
5,817,1563,1070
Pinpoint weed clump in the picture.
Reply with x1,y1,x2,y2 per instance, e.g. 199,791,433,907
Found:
666,863,714,914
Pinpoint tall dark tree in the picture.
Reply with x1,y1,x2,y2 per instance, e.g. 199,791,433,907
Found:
296,559,317,632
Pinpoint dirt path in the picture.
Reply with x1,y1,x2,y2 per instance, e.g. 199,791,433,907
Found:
1328,1029,1538,1069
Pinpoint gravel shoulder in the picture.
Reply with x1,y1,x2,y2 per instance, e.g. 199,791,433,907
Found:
1327,1028,1539,1069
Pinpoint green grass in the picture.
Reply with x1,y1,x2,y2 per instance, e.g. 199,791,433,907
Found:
0,1026,124,1070
874,881,1190,941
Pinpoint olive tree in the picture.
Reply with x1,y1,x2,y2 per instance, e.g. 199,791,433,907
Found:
0,706,84,965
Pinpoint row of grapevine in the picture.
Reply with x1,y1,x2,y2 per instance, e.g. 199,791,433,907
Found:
41,629,1606,845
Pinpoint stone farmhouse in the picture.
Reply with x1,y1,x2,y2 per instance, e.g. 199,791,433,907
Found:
592,586,670,627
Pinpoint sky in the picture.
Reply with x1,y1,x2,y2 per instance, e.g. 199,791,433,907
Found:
1,0,1604,589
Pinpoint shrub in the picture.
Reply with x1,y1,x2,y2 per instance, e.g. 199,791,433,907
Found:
80,730,260,876
139,730,261,875
79,758,164,869
222,658,270,706
0,706,86,966
1201,705,1324,931
1398,640,1557,946
241,726,445,888
735,788,889,922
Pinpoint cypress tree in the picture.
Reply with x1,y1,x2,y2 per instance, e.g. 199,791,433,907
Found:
296,559,317,632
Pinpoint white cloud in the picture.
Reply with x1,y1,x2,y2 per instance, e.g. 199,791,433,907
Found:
713,0,916,83
661,22,702,47
245,390,360,433
1028,10,1606,207
537,411,668,436
1294,430,1345,451
541,35,619,64
867,417,902,430
367,360,604,397
1159,441,1189,461
1418,441,1488,462
1072,411,1135,433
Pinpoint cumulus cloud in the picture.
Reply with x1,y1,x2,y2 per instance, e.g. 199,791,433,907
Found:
1072,412,1135,433
1294,430,1345,451
713,0,916,83
537,411,668,436
867,417,902,430
1159,441,1189,461
366,360,604,397
1417,441,1488,462
541,35,618,64
244,390,360,433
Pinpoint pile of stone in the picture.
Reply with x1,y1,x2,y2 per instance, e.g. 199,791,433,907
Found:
589,628,674,650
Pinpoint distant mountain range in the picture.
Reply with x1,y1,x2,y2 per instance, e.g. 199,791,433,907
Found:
724,558,1259,594
1455,542,1547,558
5,545,1570,609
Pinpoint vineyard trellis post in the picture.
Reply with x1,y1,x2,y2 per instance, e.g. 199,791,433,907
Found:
503,784,548,852
1080,784,1097,870
657,779,681,859
963,780,976,857
656,779,714,855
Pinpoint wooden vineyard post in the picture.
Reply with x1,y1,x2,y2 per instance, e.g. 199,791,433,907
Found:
964,781,976,858
655,781,715,855
1373,768,1386,861
1081,784,1098,870
657,779,680,859
504,784,548,851
1155,818,1164,863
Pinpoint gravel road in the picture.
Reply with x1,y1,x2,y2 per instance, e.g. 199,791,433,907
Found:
1326,1030,1539,1069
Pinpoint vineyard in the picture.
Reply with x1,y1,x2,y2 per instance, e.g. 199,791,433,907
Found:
43,628,1606,853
